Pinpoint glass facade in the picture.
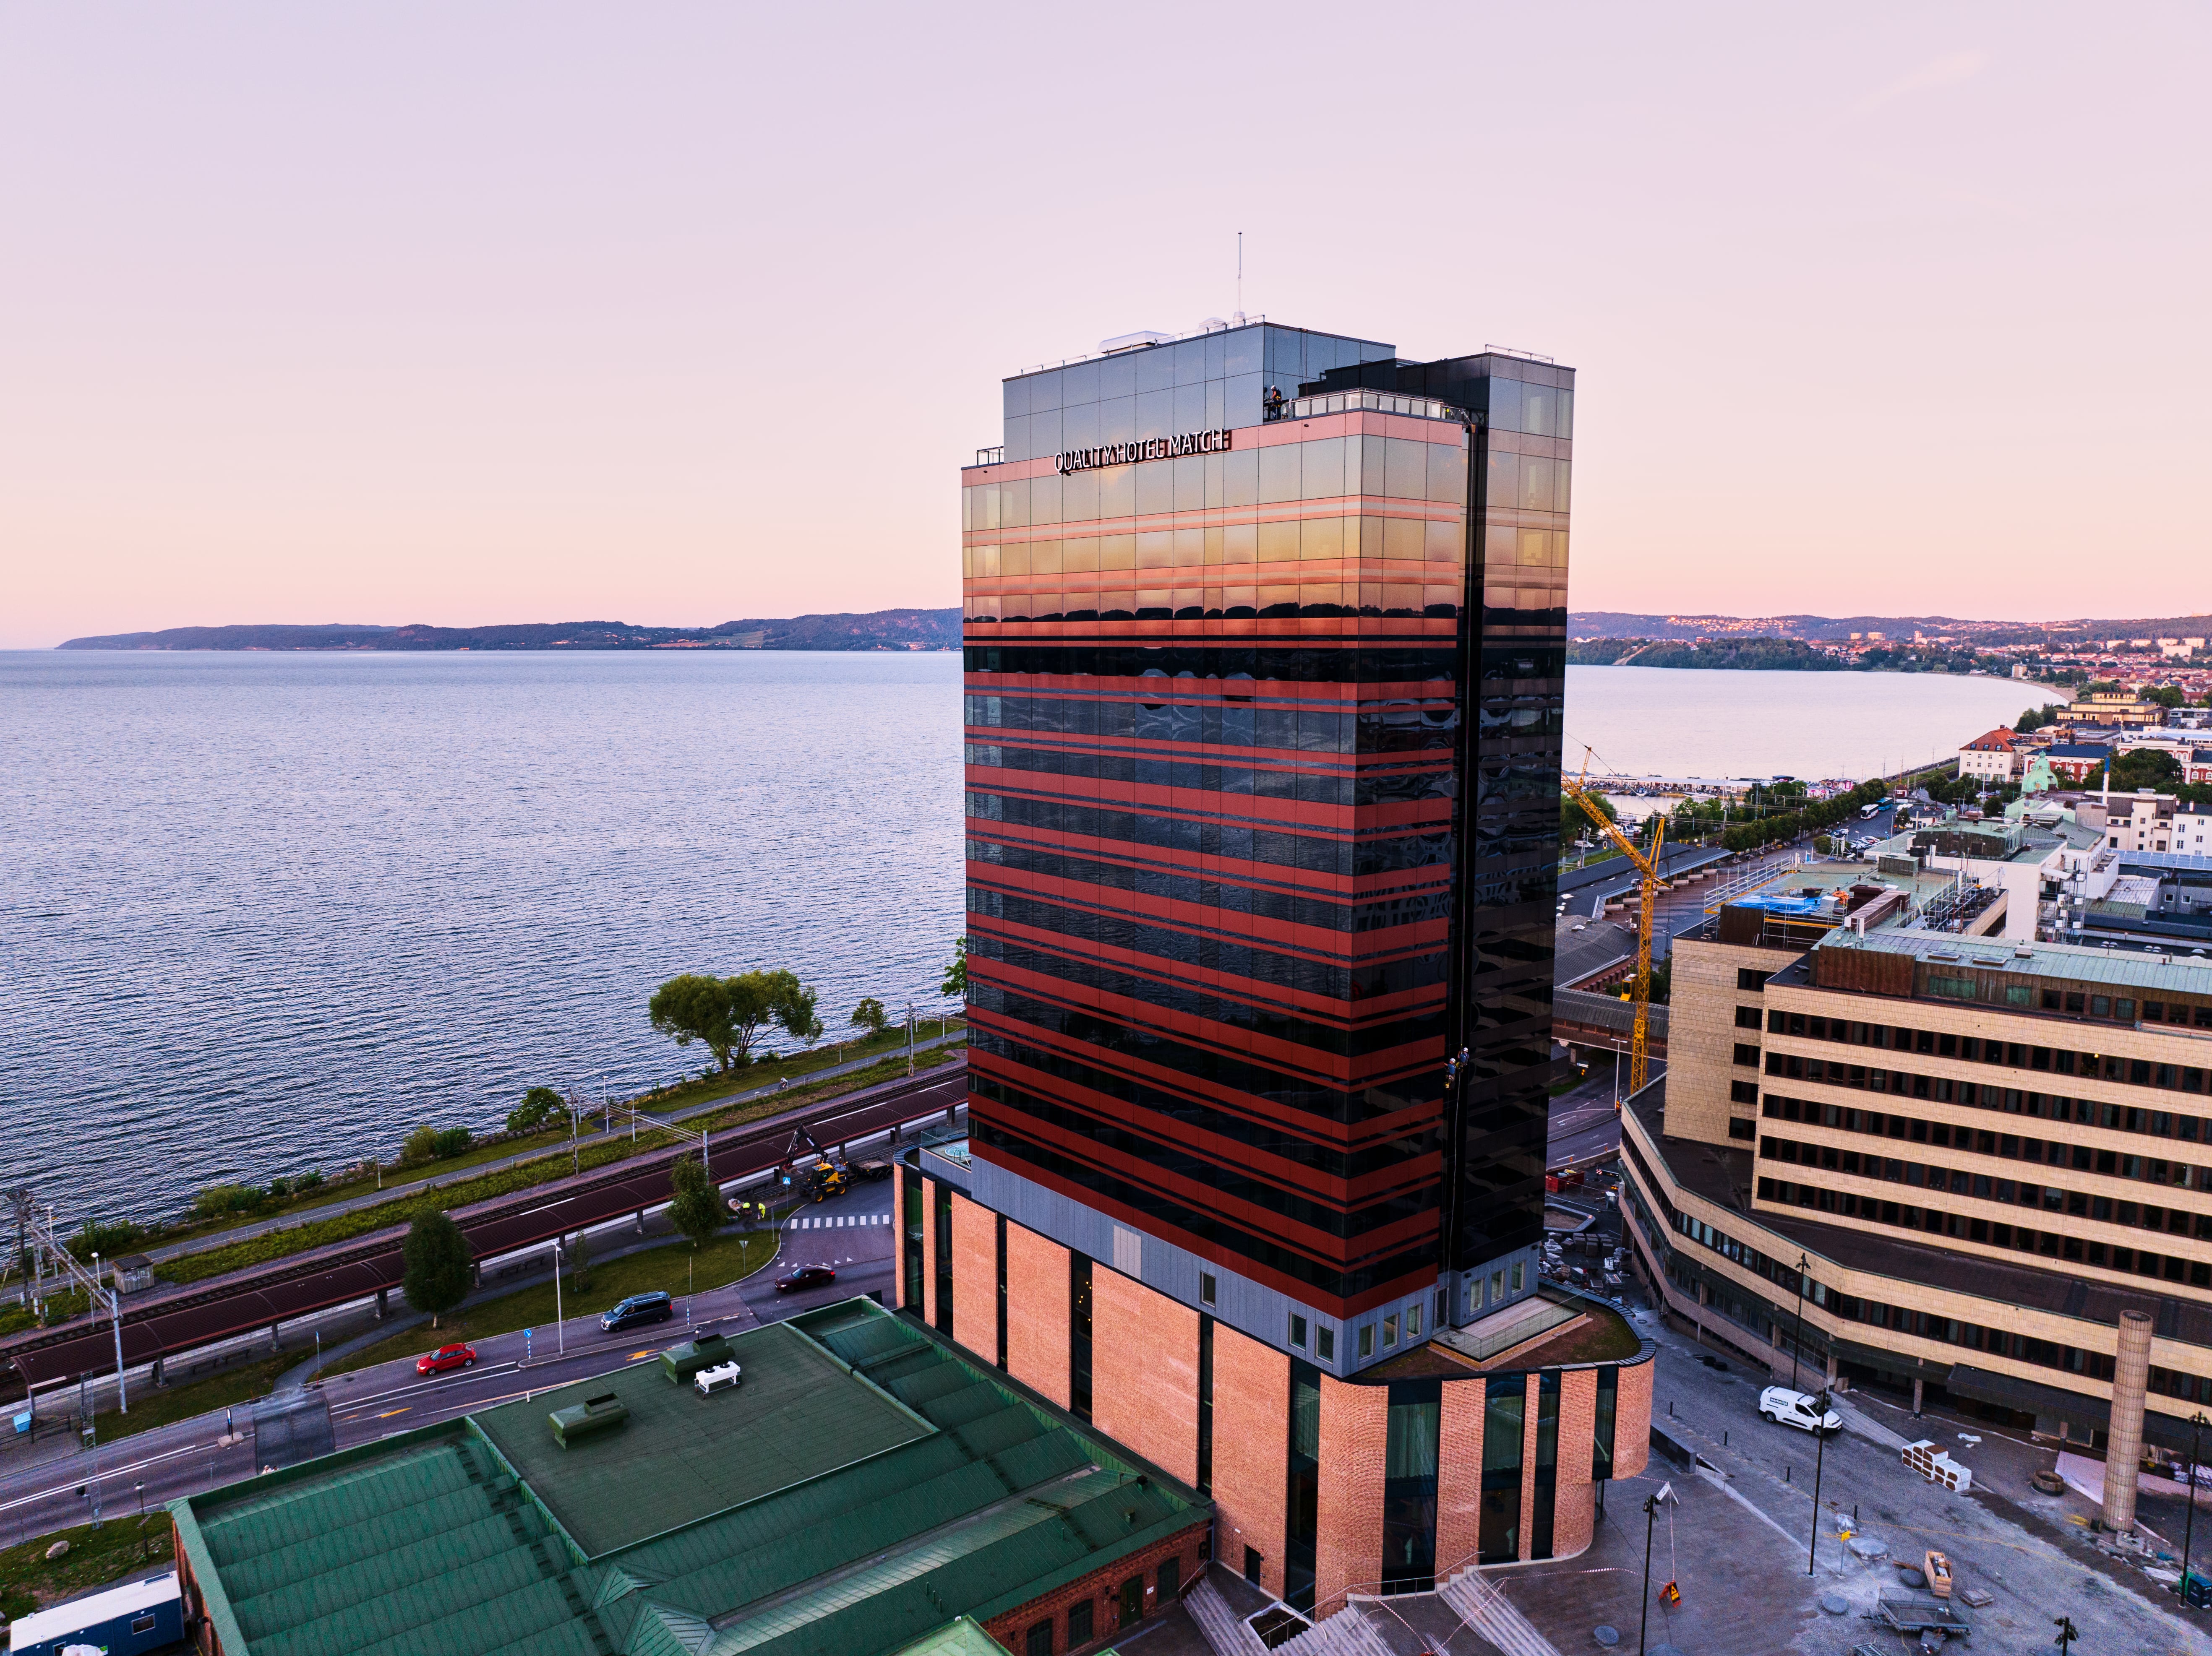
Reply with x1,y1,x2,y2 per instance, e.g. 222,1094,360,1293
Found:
964,322,1568,1350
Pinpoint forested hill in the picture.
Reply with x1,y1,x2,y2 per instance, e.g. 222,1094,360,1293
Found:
1568,636,1845,670
59,608,962,652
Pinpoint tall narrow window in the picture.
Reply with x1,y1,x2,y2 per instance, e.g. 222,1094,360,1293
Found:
1382,1380,1442,1593
1286,1359,1321,1612
1592,1365,1618,1482
1479,1382,1525,1563
1070,1251,1094,1421
933,1182,955,1336
901,1164,924,1311
995,1213,1009,1370
1197,1313,1215,1494
1531,1372,1560,1559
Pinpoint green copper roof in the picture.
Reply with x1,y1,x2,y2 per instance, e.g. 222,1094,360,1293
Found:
171,1299,1206,1656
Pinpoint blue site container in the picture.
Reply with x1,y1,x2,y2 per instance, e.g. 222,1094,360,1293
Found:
5,1570,182,1656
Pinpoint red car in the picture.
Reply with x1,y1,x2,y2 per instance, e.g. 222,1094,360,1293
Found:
775,1265,837,1294
416,1342,477,1375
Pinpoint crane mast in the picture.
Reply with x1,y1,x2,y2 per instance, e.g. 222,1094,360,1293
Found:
1563,764,1666,1096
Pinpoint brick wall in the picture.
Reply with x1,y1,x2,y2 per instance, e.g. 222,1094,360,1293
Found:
893,1162,910,1312
983,1526,1210,1656
1669,937,1787,1147
1005,1221,1071,1407
1089,1268,1199,1486
1517,1374,1539,1561
1614,1354,1654,1481
950,1191,997,1364
1555,1367,1599,1557
1210,1321,1289,1600
1434,1375,1485,1575
921,1175,940,1328
1314,1374,1386,1614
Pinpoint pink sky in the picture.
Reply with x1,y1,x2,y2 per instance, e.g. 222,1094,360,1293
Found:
4,4,2207,648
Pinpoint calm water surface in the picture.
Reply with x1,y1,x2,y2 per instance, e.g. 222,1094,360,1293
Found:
3,652,2059,1226
3,651,964,1224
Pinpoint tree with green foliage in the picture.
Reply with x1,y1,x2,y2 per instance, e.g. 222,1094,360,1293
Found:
668,1155,728,1249
942,939,968,997
401,1211,472,1328
2015,702,2065,733
2110,748,2183,792
775,981,824,1051
850,997,889,1038
402,1124,471,1164
648,971,794,1070
1561,790,1617,849
506,1086,565,1135
2145,686,2186,709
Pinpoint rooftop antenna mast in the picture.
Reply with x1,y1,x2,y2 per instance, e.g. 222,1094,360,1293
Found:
1236,231,1244,322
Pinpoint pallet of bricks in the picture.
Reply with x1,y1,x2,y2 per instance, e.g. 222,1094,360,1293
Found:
1902,1438,1974,1492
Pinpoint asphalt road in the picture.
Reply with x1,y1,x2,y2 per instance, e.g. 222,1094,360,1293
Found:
0,1176,900,1551
1548,1065,1625,1174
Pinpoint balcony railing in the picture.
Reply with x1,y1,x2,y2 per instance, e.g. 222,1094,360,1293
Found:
1263,387,1470,424
974,445,1004,466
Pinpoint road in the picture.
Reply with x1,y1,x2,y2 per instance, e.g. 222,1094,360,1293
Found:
0,1173,899,1552
1547,1066,1625,1174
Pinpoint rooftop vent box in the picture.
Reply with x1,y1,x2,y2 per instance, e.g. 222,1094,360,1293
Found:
1100,330,1171,353
1928,950,1962,962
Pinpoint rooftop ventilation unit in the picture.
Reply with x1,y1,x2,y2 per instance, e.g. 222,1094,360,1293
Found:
1100,330,1172,353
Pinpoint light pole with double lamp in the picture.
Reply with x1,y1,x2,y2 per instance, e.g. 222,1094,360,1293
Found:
2183,1409,2210,1607
1806,1388,1833,1576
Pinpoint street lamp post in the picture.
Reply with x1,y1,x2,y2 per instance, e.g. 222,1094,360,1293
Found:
1639,1492,1659,1656
1790,1252,1810,1391
1807,1388,1832,1576
2183,1410,2209,1607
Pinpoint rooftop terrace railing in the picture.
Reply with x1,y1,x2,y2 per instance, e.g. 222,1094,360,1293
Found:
1263,387,1470,424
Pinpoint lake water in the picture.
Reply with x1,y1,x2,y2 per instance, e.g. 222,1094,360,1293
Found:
3,653,2057,1227
1563,665,2054,783
2,651,965,1226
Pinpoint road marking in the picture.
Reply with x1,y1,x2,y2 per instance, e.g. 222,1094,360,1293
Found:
373,1407,409,1420
629,1350,653,1360
0,1439,216,1516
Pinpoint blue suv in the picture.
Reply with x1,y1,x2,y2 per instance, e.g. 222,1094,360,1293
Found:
600,1291,674,1333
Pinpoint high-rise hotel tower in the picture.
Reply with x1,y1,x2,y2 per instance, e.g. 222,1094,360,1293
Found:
905,323,1638,1620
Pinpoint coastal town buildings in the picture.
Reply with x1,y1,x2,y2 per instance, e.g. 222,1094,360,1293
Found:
1956,728,2020,782
944,320,1651,1622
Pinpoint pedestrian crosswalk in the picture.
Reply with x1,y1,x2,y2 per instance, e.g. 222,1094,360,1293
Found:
785,1213,890,1229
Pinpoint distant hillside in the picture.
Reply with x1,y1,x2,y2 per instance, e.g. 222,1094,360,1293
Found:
60,608,962,652
1572,609,2212,646
1570,636,1846,670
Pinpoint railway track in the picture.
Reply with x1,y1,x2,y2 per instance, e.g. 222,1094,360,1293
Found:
3,1065,966,1394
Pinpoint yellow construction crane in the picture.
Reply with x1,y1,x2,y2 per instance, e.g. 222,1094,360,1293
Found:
1564,758,1665,1097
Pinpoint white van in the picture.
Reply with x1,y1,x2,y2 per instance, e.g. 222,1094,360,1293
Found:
1760,1386,1841,1433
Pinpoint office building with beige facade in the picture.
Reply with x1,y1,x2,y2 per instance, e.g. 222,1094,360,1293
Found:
1626,869,2212,1451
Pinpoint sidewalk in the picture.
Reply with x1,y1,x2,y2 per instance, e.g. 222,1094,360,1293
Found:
4,1027,964,1294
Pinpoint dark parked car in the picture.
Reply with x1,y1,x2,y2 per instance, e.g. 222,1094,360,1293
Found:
600,1291,674,1332
851,1159,894,1182
775,1265,837,1294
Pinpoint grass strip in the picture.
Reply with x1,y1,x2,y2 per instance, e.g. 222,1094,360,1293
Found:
154,1038,962,1288
320,1229,781,1378
0,1513,176,1625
